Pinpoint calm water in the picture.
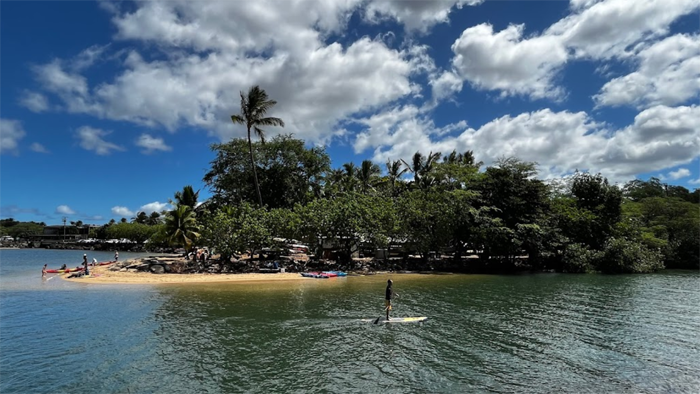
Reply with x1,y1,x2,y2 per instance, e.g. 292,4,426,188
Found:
1,249,699,393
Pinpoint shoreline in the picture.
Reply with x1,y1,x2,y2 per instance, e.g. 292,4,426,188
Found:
62,265,318,285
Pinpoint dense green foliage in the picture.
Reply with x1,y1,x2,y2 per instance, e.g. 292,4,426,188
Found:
0,219,45,239
105,222,162,243
195,134,698,273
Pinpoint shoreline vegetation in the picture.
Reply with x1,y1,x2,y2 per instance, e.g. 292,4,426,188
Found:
4,87,699,275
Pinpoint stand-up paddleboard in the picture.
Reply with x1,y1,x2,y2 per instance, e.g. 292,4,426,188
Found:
361,317,428,324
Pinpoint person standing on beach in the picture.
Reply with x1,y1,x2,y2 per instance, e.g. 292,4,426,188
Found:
385,279,398,320
83,254,89,276
42,264,47,278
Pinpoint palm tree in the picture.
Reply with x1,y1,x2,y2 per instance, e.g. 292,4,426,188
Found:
342,162,358,192
147,211,161,225
402,152,425,184
133,211,149,224
163,205,200,252
173,185,199,209
231,86,285,207
386,159,408,189
358,160,381,194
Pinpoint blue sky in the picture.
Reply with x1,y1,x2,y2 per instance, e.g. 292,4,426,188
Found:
1,0,699,225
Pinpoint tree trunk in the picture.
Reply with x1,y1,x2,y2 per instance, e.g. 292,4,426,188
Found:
247,126,264,207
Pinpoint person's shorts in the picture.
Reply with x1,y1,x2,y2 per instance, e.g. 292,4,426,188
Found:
385,300,392,310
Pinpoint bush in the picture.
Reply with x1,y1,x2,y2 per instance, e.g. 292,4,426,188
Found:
562,243,600,273
596,237,664,274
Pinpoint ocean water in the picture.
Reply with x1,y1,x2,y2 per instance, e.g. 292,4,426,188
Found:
1,249,699,393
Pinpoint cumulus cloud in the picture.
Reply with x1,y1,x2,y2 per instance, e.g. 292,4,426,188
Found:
30,143,50,153
19,91,50,112
443,0,700,100
364,0,483,32
111,206,134,217
139,201,171,214
76,126,124,155
549,0,700,59
594,34,700,108
450,23,568,99
0,119,26,154
135,134,172,153
689,178,700,185
56,205,76,215
668,168,691,180
361,104,700,182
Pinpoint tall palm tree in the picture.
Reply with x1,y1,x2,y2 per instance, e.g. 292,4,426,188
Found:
173,185,199,209
386,159,408,189
163,205,200,252
147,211,161,226
358,160,381,194
231,86,285,207
342,162,358,192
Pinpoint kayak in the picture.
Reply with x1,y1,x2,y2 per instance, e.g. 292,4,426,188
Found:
46,267,84,274
323,271,347,277
300,272,330,278
321,272,338,277
96,261,114,266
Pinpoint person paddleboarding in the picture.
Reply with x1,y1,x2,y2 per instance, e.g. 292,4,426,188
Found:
385,279,398,321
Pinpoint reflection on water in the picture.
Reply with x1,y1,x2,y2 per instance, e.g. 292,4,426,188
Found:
1,249,699,393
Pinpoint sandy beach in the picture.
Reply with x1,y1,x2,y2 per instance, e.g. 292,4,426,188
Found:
62,264,315,285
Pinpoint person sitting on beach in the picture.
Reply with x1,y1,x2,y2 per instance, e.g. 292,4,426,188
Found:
92,258,98,266
60,264,67,271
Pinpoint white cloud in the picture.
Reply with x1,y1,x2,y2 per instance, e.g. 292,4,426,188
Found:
549,0,700,60
594,34,700,108
450,23,568,100
139,201,171,214
76,126,124,155
30,143,49,153
430,70,463,102
361,104,700,182
135,134,172,153
443,0,700,100
56,205,76,215
364,0,483,33
0,119,26,154
689,178,700,185
19,91,50,112
111,206,134,217
668,168,691,180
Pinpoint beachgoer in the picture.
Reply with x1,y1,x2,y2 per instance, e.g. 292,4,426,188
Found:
114,251,119,262
42,264,47,278
83,255,90,276
60,264,67,271
92,258,98,266
385,279,398,320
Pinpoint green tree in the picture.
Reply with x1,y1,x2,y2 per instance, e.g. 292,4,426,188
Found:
230,85,285,207
105,222,161,243
200,204,271,264
358,160,381,194
133,212,149,224
174,185,200,209
161,205,200,251
204,135,330,209
147,211,162,225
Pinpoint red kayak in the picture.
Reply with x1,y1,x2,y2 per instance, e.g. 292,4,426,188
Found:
46,267,84,274
96,261,115,266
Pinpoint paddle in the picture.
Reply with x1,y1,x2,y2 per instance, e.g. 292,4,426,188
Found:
373,305,390,324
